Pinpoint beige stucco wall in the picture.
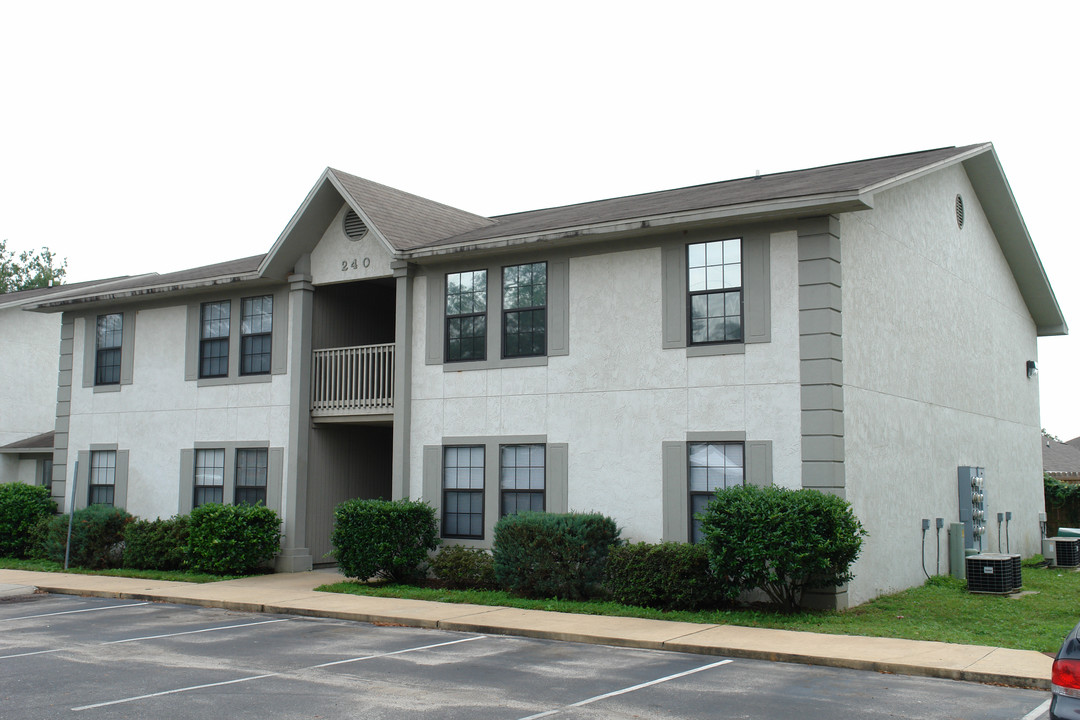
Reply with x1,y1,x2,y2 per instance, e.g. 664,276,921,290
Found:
841,164,1044,604
310,203,395,285
409,232,803,542
0,306,60,447
63,302,293,520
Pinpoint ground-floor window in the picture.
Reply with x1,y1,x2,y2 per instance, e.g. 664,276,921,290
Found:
234,448,268,505
193,449,225,507
443,446,484,539
688,441,743,543
89,450,116,506
499,444,545,516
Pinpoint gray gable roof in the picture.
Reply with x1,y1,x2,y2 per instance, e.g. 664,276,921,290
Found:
0,430,54,453
1045,436,1080,478
0,276,132,309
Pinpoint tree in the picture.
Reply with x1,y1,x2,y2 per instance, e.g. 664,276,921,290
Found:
0,239,68,294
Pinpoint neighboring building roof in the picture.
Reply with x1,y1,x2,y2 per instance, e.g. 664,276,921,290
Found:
0,276,131,310
1044,436,1080,480
0,431,54,454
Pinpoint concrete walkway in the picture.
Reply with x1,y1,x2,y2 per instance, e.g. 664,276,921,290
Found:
0,569,1053,690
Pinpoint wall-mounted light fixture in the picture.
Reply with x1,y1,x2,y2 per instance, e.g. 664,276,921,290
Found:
1027,360,1038,378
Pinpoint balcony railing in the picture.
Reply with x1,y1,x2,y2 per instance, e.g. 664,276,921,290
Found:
311,343,394,417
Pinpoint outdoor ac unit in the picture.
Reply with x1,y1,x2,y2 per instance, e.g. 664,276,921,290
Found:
1043,538,1058,565
1007,553,1022,591
966,553,1016,594
1050,537,1080,568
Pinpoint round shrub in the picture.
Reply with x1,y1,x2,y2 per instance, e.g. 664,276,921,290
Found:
38,504,133,568
331,498,439,582
124,515,189,570
604,542,727,611
493,511,621,600
186,503,281,575
700,485,867,611
0,483,56,558
430,545,496,590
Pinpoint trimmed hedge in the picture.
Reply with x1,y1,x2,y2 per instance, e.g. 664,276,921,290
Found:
493,511,621,600
331,498,439,582
700,485,866,610
124,515,189,570
0,483,56,558
186,503,281,575
38,504,133,568
604,542,726,611
430,545,496,590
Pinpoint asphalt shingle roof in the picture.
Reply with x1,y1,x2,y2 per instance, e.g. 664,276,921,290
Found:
1044,436,1080,477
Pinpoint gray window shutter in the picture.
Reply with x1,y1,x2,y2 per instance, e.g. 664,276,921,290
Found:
547,443,568,513
74,450,90,510
267,447,284,514
661,441,687,541
114,450,130,509
660,245,686,349
425,275,443,365
745,440,773,487
184,305,199,381
422,445,441,514
743,234,771,344
178,449,195,515
547,261,570,357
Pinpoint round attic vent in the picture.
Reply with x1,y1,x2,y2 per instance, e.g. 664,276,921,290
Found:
955,194,965,229
343,210,368,241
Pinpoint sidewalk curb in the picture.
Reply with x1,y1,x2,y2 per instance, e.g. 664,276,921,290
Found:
29,583,1051,691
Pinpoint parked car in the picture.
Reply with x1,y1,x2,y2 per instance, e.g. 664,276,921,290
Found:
1052,619,1080,719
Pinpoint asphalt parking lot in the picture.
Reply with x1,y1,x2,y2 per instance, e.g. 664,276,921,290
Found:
0,594,1053,719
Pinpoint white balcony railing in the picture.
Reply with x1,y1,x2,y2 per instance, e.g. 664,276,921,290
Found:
311,343,394,416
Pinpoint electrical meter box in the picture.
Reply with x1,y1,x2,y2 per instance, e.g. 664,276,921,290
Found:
958,466,986,551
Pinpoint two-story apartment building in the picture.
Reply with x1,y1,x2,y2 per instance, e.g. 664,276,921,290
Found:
24,143,1065,607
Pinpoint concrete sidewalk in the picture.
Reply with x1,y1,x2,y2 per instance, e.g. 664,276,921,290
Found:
0,568,1053,690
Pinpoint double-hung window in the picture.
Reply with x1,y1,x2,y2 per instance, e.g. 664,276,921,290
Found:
89,450,117,506
688,238,742,345
193,449,225,507
240,296,273,375
688,442,744,543
502,262,546,358
445,270,487,362
199,301,230,378
500,444,545,516
94,314,123,385
442,446,484,539
234,448,268,505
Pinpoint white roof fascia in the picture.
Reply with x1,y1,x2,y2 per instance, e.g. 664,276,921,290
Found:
857,143,993,197
399,191,874,260
26,271,267,311
258,168,334,278
5,274,159,312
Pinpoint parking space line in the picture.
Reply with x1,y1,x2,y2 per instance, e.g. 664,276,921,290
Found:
102,618,292,644
1022,698,1051,720
515,658,734,720
0,602,150,623
71,634,488,711
0,648,64,660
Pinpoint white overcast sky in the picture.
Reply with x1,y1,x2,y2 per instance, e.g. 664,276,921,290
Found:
2,1,1077,438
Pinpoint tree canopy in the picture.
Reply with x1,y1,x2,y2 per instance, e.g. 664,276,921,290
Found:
0,239,68,294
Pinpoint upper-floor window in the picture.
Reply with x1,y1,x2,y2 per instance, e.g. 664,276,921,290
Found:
688,441,743,543
199,301,231,379
446,270,487,362
502,262,546,358
193,448,225,507
95,314,123,385
240,296,273,375
234,448,268,505
89,449,117,506
442,446,485,539
687,239,742,345
500,444,545,516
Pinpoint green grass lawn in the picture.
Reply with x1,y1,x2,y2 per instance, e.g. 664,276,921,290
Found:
0,557,244,584
318,561,1080,654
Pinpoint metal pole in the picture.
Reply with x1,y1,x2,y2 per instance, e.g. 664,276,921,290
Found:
64,460,78,570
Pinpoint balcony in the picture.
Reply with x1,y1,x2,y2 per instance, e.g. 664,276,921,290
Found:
311,343,394,420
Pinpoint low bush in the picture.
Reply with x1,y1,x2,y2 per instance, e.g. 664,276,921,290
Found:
430,545,496,590
700,485,867,611
493,511,621,600
124,515,189,570
331,499,439,582
186,503,281,575
0,483,56,558
604,542,726,611
37,504,133,568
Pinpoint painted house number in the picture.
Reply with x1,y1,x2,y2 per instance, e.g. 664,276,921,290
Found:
342,257,371,272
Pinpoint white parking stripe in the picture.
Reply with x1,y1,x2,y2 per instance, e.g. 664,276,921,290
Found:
1022,698,1051,720
515,658,734,720
101,618,291,644
0,648,64,660
0,602,150,622
71,634,488,711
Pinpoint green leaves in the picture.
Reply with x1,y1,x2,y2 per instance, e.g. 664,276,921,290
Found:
186,503,281,575
0,239,68,294
330,499,439,582
0,483,56,558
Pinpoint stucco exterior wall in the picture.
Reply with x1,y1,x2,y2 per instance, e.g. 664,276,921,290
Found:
310,203,395,285
408,231,803,542
0,306,60,447
841,165,1044,605
63,302,293,520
